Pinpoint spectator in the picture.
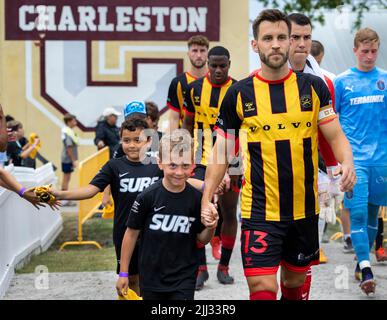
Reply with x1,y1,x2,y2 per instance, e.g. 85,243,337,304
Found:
61,113,78,206
6,120,39,167
94,107,121,158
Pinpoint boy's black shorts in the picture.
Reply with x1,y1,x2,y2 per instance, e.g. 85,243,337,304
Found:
240,215,320,276
115,241,139,275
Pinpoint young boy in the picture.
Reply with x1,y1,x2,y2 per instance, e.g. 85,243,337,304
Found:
116,129,218,300
51,117,163,295
61,114,79,206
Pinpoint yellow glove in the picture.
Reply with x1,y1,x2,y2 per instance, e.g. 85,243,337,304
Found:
118,289,142,300
33,184,56,204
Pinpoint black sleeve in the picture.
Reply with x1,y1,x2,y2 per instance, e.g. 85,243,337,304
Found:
89,160,114,191
215,85,242,137
127,193,149,230
94,122,105,146
167,77,180,112
183,84,195,116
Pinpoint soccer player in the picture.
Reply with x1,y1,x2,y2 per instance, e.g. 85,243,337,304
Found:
202,9,355,300
50,117,163,295
287,13,341,298
183,46,240,289
334,27,387,295
116,130,218,300
310,39,353,253
167,35,209,132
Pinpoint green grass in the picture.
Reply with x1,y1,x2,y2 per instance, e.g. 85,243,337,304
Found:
16,212,116,274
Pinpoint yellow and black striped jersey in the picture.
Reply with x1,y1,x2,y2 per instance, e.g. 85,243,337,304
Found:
215,70,336,222
184,75,237,166
167,72,198,127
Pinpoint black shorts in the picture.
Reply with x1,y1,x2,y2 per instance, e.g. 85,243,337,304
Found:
240,215,320,277
115,241,139,276
61,162,74,173
141,288,195,300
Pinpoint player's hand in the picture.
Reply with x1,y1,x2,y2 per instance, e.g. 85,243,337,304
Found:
97,141,105,149
22,188,46,210
116,277,129,297
334,163,356,192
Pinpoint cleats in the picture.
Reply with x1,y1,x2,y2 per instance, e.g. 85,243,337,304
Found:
210,236,221,260
375,247,387,262
319,248,328,264
343,237,354,253
217,264,234,285
195,265,209,291
360,267,376,296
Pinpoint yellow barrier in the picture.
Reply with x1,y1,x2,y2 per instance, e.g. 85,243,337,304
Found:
60,147,110,250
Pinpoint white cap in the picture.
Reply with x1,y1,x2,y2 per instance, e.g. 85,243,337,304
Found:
102,107,121,117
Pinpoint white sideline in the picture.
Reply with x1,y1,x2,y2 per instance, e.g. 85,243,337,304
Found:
0,163,63,299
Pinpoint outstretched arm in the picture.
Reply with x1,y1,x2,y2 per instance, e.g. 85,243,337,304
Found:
51,184,100,201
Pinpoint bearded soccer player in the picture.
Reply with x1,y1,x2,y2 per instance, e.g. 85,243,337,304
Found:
202,9,355,300
183,46,239,290
287,13,343,298
167,35,209,132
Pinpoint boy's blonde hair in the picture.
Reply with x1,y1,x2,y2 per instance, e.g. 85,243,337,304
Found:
159,129,193,163
354,28,380,48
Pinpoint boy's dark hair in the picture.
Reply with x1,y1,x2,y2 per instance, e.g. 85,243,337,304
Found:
145,101,160,122
7,120,22,132
208,46,230,59
311,40,324,57
187,35,209,49
120,116,149,137
5,115,14,123
288,13,312,28
63,113,76,125
252,9,291,39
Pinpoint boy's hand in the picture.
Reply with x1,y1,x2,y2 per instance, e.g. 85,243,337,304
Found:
201,202,218,229
116,277,129,297
102,194,113,208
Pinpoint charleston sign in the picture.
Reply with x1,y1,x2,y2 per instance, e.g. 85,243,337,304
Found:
5,0,220,41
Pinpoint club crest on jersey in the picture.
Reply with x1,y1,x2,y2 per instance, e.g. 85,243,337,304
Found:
377,79,386,91
300,95,312,109
243,101,257,117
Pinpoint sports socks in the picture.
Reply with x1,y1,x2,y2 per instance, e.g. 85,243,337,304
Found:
219,234,236,267
375,217,384,250
280,282,304,300
250,290,276,300
350,203,379,265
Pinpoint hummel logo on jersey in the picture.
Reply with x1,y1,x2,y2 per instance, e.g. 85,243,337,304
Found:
154,206,166,212
119,172,130,178
119,177,160,193
345,85,354,92
149,214,196,234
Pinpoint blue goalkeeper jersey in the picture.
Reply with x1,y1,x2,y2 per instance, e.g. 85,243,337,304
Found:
334,67,387,166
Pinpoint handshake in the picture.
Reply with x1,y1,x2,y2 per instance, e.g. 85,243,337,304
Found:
201,201,219,230
21,184,61,210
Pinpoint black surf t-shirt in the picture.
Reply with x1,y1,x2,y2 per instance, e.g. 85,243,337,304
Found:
127,180,205,292
90,156,163,244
